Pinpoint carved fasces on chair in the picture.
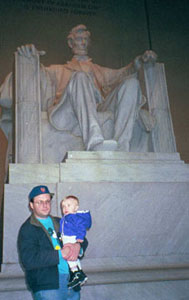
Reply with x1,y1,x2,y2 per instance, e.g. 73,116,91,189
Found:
14,46,45,163
143,51,177,152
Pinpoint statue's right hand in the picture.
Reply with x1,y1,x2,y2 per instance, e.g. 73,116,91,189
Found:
17,44,45,58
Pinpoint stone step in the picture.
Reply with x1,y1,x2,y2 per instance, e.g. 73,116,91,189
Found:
65,151,182,162
1,262,189,292
8,152,189,184
1,276,189,300
9,163,59,184
65,159,184,165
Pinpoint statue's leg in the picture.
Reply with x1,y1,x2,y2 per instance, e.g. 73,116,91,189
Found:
99,76,142,151
67,71,104,150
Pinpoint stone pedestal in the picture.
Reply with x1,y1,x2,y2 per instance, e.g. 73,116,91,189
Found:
1,152,189,299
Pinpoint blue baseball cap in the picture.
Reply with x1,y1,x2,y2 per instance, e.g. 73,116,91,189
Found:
29,185,54,201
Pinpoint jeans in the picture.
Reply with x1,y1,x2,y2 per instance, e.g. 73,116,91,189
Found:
33,273,80,300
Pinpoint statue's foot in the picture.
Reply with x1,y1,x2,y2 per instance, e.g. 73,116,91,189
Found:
117,140,130,151
92,140,118,151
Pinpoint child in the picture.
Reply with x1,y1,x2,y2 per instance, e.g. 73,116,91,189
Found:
60,195,92,289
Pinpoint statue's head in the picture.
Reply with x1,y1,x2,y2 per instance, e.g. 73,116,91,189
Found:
67,24,91,56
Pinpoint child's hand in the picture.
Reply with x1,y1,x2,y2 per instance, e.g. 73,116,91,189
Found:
76,239,84,243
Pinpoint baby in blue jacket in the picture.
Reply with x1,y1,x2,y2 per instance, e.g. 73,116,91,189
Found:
60,195,92,289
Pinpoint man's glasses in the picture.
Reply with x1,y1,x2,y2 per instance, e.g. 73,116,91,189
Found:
33,200,52,206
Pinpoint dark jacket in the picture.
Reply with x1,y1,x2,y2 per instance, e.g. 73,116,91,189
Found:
17,214,61,292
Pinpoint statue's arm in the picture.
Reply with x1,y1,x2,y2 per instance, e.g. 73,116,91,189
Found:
0,44,46,108
0,72,13,108
109,50,157,89
117,50,158,76
40,64,59,112
0,72,13,140
17,44,56,112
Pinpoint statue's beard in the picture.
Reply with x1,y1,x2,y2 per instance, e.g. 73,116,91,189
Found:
72,48,88,56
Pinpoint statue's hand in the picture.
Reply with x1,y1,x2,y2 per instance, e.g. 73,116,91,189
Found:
142,50,157,63
17,44,45,58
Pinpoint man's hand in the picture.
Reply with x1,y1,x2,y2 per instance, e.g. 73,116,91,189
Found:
61,243,80,261
17,44,45,58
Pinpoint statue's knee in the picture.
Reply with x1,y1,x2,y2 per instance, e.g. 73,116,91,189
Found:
119,77,139,94
126,77,139,88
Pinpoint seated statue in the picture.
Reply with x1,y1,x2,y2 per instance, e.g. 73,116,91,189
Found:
1,24,175,165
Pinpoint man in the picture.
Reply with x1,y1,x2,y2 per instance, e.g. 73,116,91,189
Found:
17,185,85,300
15,24,156,152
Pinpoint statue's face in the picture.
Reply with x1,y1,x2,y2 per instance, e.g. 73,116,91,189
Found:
71,32,90,56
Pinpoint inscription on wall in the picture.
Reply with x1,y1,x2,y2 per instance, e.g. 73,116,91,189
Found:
15,0,112,16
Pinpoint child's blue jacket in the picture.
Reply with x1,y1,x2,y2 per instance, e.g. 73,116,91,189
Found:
60,210,92,241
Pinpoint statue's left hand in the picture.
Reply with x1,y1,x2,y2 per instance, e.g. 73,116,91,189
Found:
134,50,157,71
142,50,157,63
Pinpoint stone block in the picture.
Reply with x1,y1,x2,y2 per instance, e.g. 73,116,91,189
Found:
8,163,59,184
57,182,189,261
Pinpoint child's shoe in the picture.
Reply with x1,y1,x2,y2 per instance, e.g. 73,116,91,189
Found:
68,269,88,289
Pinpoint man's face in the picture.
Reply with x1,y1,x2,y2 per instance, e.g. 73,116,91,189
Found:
71,32,89,56
30,193,51,219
